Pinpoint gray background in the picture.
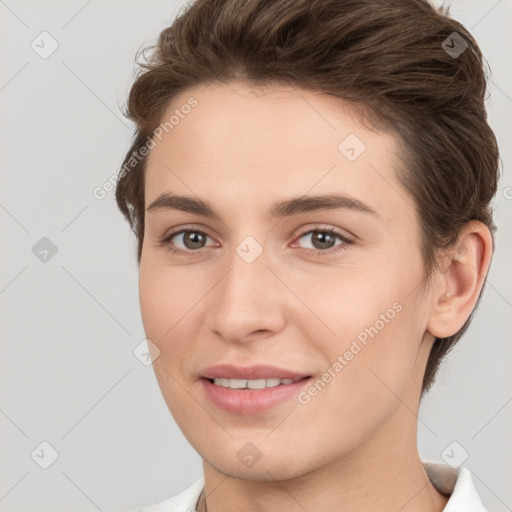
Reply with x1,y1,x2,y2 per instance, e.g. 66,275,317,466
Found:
0,1,510,511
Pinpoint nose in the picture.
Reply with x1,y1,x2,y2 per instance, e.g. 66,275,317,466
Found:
205,244,287,344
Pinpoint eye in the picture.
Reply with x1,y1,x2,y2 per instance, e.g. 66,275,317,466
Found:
158,228,217,255
294,227,352,254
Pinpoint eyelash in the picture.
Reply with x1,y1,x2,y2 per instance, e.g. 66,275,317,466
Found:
157,227,353,257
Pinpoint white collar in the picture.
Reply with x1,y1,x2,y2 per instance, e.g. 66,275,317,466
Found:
422,460,488,511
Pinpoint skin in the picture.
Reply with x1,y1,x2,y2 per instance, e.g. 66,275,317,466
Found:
139,81,492,512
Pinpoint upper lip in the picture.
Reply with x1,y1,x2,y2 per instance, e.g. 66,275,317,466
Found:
200,364,310,381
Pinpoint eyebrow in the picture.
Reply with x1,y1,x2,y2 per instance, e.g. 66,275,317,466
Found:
146,192,378,218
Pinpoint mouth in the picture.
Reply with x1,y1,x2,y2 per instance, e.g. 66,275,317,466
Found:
200,373,313,415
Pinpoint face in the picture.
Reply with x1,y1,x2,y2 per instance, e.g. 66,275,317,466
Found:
139,82,435,480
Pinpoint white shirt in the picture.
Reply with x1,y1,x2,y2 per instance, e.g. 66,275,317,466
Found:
135,461,488,512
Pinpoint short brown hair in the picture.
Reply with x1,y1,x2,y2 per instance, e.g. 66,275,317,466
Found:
115,0,499,394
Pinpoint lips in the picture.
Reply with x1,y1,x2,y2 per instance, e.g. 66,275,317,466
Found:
200,363,310,381
198,364,313,414
203,378,312,415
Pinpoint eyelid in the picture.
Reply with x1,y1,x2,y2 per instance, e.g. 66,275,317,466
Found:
160,223,215,241
291,223,355,242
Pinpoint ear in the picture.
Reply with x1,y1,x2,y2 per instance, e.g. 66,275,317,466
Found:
427,221,493,339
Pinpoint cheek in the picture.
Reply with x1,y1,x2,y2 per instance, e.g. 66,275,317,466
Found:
139,261,195,339
138,264,166,341
138,262,210,383
298,253,425,394
139,264,185,379
293,302,423,456
138,264,199,419
290,261,403,340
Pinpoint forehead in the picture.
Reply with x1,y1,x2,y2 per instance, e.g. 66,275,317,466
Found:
144,81,408,218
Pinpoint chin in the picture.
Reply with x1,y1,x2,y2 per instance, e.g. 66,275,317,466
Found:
207,457,310,482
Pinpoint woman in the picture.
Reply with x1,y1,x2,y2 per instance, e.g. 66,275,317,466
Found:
116,0,499,510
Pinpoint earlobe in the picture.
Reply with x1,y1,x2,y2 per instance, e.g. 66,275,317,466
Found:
427,221,493,339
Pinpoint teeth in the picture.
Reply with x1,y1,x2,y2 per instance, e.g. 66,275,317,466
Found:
212,377,297,389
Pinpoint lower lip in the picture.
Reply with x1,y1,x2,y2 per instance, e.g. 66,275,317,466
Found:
201,377,312,415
